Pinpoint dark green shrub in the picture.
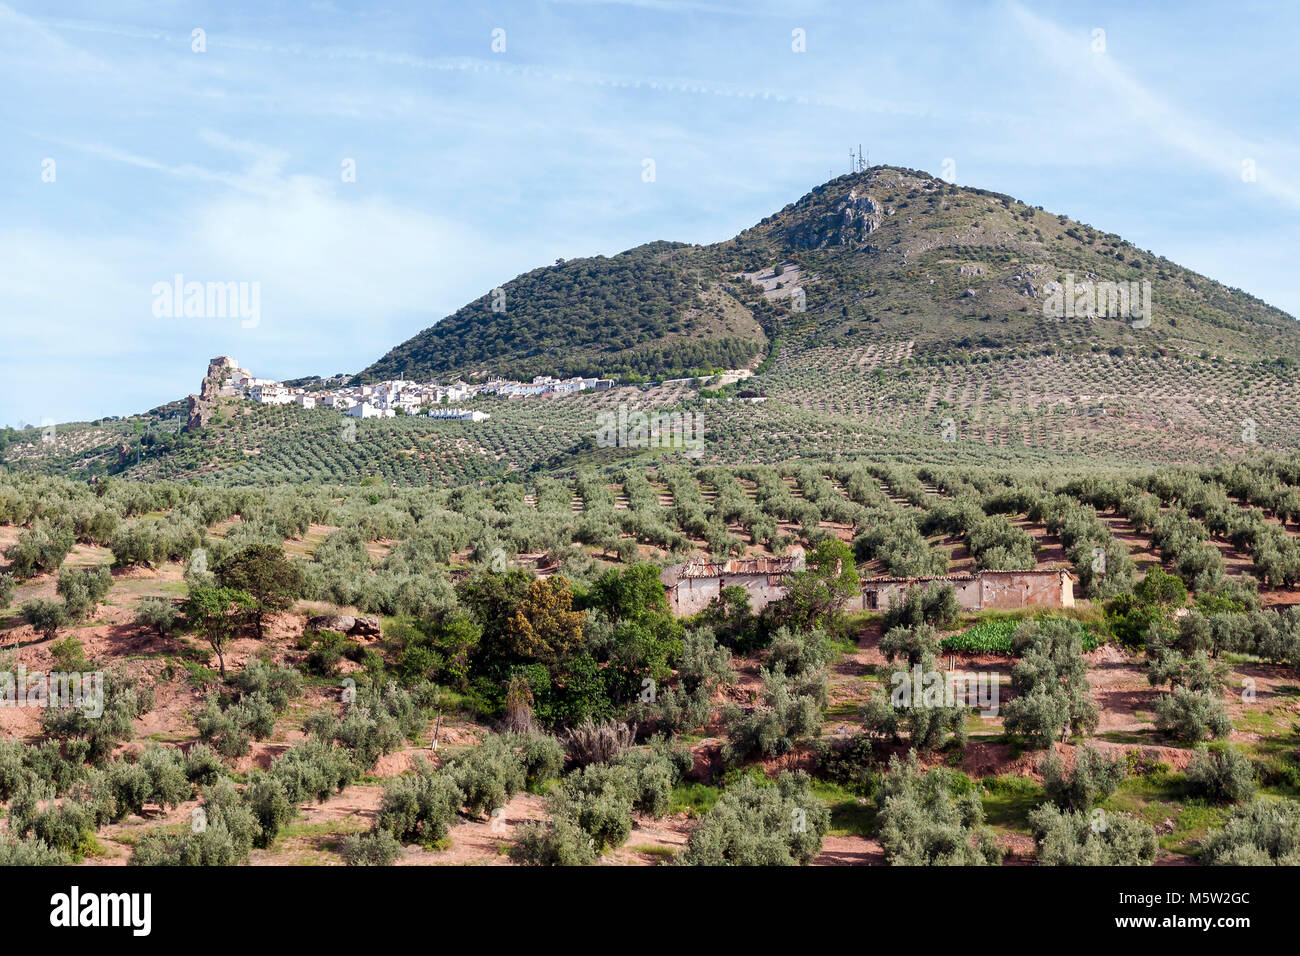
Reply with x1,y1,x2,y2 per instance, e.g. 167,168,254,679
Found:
375,757,464,846
1199,799,1300,865
876,752,1003,865
1186,745,1256,803
1040,746,1125,812
510,815,597,866
341,828,402,866
1154,687,1231,742
1030,803,1157,865
677,771,829,866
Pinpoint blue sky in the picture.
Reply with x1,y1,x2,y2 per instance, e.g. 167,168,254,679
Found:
2,0,1297,427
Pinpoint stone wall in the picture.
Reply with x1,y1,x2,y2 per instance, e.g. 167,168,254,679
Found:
666,573,789,617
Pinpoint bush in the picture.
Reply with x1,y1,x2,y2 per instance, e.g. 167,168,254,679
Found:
107,746,191,820
1002,619,1097,748
721,668,823,766
375,757,464,846
1040,746,1126,812
0,572,15,610
563,718,634,768
1186,746,1256,803
1199,799,1300,865
677,771,829,866
510,815,598,866
194,696,253,759
243,771,294,848
813,734,878,794
509,733,564,791
184,743,224,785
556,764,634,852
0,834,70,866
878,623,941,666
5,523,74,580
49,635,91,672
876,752,1003,865
130,777,261,866
231,659,303,712
1154,687,1231,742
270,737,356,804
448,735,526,818
41,671,153,764
637,628,733,734
304,629,356,676
860,654,969,753
767,626,832,676
341,828,402,866
1030,803,1158,865
616,744,689,817
883,582,960,631
56,565,112,621
134,597,179,637
20,599,66,640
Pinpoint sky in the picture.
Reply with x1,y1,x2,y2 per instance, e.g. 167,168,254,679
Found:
2,0,1298,427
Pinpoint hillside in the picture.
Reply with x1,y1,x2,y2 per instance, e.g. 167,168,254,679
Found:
362,166,1300,383
359,240,766,384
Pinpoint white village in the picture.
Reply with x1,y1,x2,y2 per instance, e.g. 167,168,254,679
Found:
201,356,615,423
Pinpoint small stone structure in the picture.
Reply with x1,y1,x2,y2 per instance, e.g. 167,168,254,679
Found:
659,559,1074,617
661,553,805,617
854,568,1075,613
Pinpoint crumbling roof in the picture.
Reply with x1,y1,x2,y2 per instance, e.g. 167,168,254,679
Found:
673,557,801,578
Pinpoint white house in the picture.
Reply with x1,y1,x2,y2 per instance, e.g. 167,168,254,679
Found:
251,385,293,405
345,402,394,419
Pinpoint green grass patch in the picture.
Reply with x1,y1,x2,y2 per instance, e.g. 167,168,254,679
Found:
629,844,677,861
809,779,875,837
670,781,720,818
979,775,1044,833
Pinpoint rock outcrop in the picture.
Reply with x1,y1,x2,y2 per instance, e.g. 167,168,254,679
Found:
786,188,882,250
307,613,383,641
186,356,237,431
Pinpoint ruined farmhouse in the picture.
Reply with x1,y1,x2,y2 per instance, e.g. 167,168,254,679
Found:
660,553,806,616
660,557,1073,617
852,568,1075,613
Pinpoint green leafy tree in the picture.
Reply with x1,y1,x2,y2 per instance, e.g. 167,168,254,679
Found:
503,576,586,665
213,544,303,640
772,537,860,630
184,585,255,677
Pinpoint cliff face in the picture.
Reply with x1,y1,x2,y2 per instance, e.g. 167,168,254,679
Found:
186,356,235,431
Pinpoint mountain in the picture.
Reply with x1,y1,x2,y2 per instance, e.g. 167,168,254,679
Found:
10,166,1300,485
362,165,1300,384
